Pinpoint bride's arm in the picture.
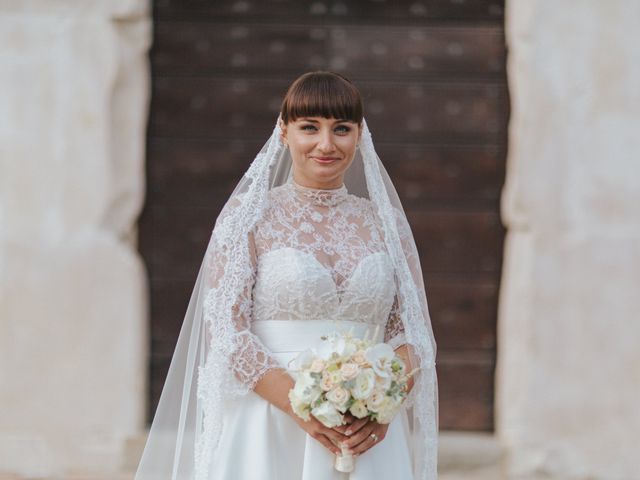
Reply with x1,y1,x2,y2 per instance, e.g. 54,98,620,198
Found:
393,343,416,393
251,348,349,456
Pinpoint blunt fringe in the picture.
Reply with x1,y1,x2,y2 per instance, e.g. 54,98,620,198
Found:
280,71,363,125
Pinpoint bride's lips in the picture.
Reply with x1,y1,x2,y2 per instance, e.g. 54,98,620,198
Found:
312,156,340,164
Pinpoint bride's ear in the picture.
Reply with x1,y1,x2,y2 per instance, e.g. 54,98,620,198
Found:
279,119,288,145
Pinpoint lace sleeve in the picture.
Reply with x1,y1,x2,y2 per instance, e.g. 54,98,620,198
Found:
203,202,281,393
384,291,408,350
383,206,419,351
227,230,282,389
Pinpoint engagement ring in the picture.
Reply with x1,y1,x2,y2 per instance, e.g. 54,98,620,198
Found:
370,433,379,442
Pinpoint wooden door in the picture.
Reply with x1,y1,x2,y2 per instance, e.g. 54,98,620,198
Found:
140,0,508,431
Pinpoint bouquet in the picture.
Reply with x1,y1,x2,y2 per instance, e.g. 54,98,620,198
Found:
287,325,416,472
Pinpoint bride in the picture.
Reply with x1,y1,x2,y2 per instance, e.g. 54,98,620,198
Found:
134,71,438,480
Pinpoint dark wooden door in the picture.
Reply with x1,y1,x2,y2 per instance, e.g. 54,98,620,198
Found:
140,0,508,431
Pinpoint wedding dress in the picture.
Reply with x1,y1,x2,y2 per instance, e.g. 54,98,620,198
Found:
207,179,414,479
134,117,438,480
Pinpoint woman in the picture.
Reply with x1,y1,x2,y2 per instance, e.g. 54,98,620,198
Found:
135,71,438,480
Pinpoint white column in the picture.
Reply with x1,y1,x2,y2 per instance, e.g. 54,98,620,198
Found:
497,1,640,478
0,1,151,476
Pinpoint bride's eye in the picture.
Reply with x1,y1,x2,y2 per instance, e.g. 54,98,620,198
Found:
300,124,351,133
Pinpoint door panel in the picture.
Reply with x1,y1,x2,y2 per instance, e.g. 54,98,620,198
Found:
141,0,508,431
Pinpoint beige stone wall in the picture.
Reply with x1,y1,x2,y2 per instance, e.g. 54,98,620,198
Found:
0,1,151,476
497,1,640,478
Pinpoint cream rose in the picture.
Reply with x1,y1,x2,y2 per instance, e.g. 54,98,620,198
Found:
340,362,360,380
352,350,368,366
309,358,326,373
321,372,335,391
326,386,350,412
365,388,388,413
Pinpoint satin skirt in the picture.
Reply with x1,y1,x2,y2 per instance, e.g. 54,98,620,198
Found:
208,320,415,480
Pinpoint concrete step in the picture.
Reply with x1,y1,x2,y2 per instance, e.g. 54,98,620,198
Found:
2,431,505,480
439,431,504,472
124,430,505,477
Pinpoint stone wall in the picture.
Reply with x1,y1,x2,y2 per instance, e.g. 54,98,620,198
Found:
0,1,151,476
497,1,640,478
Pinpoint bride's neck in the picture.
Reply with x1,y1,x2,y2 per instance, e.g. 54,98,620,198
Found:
291,174,345,190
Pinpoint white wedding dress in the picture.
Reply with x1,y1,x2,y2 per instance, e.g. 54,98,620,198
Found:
207,179,416,479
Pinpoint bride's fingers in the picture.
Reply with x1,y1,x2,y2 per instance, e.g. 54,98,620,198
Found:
341,422,376,451
350,424,389,456
332,421,350,435
313,432,342,456
333,412,356,430
321,426,350,451
343,416,369,436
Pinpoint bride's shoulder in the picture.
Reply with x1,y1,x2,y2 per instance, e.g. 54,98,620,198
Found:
345,192,377,215
265,184,290,207
267,183,289,198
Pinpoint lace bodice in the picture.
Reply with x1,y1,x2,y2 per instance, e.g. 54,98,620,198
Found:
257,180,406,334
216,180,408,389
254,181,397,324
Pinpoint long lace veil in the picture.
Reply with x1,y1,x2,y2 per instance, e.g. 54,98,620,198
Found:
134,115,438,479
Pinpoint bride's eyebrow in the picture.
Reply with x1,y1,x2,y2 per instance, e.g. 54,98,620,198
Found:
299,117,351,124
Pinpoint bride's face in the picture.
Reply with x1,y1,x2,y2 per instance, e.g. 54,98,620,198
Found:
280,116,362,189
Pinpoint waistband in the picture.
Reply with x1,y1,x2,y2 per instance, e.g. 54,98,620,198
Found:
251,319,384,353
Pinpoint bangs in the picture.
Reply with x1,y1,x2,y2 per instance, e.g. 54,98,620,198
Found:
280,71,363,125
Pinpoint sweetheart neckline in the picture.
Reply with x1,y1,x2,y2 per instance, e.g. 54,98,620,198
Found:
258,247,392,296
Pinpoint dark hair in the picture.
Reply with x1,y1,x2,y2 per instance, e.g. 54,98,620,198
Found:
280,71,363,125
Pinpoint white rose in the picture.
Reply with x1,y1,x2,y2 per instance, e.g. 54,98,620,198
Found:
312,401,345,428
326,386,350,412
349,399,369,419
375,400,398,424
340,362,360,380
365,343,395,378
352,368,375,400
309,358,326,373
293,371,322,403
365,388,388,413
288,389,311,421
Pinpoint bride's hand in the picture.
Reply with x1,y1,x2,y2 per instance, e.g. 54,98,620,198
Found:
287,408,350,456
332,413,389,456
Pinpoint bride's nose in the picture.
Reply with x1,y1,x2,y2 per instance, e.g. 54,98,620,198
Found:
316,128,336,153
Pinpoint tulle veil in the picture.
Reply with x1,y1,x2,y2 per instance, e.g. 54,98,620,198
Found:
134,115,438,479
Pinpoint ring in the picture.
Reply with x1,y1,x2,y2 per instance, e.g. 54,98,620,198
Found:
370,433,378,442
